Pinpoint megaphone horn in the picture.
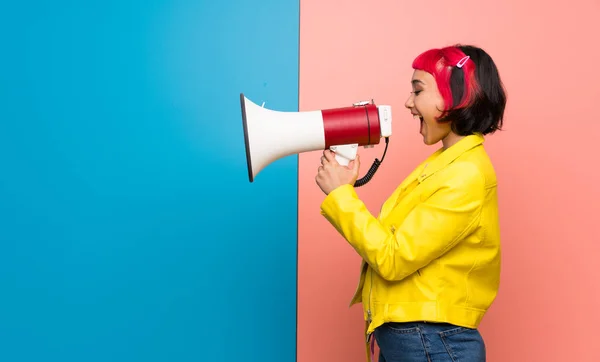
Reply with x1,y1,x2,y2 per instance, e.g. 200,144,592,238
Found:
240,93,392,186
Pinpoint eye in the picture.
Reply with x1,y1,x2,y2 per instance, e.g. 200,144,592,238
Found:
412,90,422,96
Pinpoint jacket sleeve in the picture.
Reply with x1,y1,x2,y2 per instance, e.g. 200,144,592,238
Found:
320,163,485,281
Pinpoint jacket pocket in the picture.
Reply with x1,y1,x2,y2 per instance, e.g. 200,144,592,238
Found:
382,322,421,334
440,327,485,361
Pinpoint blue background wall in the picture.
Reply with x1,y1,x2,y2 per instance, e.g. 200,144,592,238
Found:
0,1,299,361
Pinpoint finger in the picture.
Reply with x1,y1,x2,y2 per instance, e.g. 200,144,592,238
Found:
320,155,328,166
324,149,338,164
350,154,360,174
353,154,360,171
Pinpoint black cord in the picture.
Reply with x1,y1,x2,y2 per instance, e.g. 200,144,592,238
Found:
354,137,389,187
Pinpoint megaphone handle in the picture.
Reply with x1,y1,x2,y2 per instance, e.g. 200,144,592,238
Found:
330,144,358,166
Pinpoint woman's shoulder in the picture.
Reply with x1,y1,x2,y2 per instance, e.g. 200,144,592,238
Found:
434,147,496,191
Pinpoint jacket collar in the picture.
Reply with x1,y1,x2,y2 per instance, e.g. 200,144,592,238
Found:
417,133,484,183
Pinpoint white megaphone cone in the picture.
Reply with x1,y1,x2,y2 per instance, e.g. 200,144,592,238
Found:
240,93,392,186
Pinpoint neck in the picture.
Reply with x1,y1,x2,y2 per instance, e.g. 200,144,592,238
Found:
442,132,464,150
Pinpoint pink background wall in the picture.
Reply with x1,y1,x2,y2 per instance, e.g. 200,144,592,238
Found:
297,1,600,361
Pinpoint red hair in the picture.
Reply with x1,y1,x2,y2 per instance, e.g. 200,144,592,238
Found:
412,46,480,113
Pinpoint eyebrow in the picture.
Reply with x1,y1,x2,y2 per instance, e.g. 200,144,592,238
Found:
411,79,425,86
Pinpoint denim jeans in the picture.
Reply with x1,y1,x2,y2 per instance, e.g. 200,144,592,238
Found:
373,322,486,362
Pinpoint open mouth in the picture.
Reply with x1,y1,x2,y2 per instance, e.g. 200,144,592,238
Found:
414,114,424,130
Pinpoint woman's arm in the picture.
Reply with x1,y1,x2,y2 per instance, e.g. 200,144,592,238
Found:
320,162,485,281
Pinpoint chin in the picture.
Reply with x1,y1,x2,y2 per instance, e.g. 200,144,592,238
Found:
422,136,438,146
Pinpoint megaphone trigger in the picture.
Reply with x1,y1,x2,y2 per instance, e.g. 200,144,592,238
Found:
240,92,393,186
329,144,358,166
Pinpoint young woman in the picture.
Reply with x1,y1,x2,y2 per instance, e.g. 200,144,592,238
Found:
315,44,506,362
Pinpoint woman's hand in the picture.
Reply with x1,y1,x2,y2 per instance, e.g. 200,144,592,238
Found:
315,150,360,195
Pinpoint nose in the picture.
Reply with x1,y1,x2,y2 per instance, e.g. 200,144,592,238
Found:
404,92,414,109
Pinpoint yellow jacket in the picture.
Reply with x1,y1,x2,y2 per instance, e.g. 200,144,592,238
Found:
320,134,501,358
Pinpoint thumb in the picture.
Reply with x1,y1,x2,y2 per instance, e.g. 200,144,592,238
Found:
352,154,360,173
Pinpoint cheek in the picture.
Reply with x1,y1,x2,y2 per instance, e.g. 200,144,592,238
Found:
432,99,444,119
424,118,437,132
435,97,445,112
427,118,452,139
416,94,442,117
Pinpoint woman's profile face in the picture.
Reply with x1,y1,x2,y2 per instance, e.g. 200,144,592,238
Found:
405,70,452,146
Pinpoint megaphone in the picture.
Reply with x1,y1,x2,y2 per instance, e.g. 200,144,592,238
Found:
240,93,392,186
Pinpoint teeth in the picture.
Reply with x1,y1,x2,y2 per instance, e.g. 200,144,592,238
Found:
413,114,422,120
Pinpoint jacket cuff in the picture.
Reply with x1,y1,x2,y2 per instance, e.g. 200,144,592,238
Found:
320,184,359,219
